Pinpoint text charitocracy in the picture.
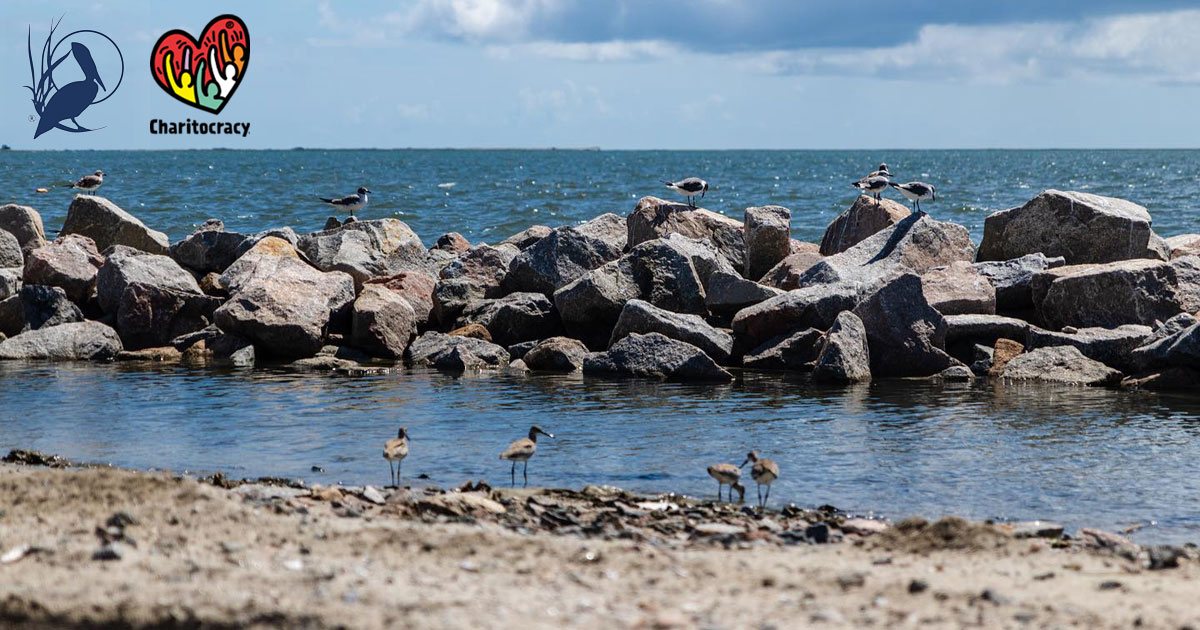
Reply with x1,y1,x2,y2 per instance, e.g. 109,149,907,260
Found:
149,119,250,137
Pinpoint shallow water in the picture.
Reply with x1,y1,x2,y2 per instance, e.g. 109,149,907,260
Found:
3,362,1200,544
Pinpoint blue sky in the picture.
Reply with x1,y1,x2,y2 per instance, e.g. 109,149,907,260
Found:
2,0,1199,149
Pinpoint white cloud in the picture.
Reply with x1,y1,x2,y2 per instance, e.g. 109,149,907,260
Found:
517,79,608,122
385,0,562,43
487,39,679,62
748,9,1200,85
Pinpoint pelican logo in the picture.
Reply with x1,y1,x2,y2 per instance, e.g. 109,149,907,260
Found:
23,17,124,139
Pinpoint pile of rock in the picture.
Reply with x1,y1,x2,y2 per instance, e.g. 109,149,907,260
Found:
1,187,1196,390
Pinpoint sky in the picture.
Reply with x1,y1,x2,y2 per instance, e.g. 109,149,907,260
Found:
2,0,1199,150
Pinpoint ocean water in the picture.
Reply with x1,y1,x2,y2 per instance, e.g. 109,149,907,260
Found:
2,149,1200,543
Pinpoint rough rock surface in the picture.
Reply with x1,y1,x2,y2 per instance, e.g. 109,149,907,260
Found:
1165,234,1200,259
812,311,871,383
0,204,47,254
819,196,910,256
851,274,958,377
522,336,589,372
22,235,104,305
0,321,121,360
943,314,1031,347
974,254,1066,311
1026,325,1151,372
405,331,510,371
215,257,355,359
627,197,744,272
96,249,216,348
989,339,1025,378
61,196,169,254
169,223,251,274
351,285,419,358
704,270,785,316
609,299,733,363
433,244,519,325
500,225,552,250
730,283,861,348
921,261,996,315
1001,345,1123,386
218,237,301,294
0,268,20,301
0,229,22,268
979,190,1167,264
583,332,732,381
503,215,625,295
458,292,559,347
297,219,428,287
363,271,436,326
743,205,791,281
1129,318,1200,372
433,232,471,253
742,328,823,371
758,251,825,289
1032,259,1200,329
18,285,84,331
552,257,640,346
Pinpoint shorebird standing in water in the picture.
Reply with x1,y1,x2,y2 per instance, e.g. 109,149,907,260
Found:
72,170,104,195
741,451,779,509
383,426,409,488
707,463,745,502
318,186,371,218
500,425,553,487
662,177,708,208
889,181,936,215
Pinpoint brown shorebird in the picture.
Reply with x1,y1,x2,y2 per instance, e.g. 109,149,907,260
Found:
72,170,104,195
707,463,744,502
741,451,779,509
383,426,409,488
500,425,553,487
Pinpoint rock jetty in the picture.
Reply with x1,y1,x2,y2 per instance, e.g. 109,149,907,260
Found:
0,189,1197,391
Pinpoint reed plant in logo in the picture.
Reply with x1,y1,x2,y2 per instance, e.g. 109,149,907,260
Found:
151,15,249,115
24,16,124,139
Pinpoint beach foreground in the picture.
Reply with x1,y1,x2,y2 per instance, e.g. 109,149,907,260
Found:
1,458,1196,629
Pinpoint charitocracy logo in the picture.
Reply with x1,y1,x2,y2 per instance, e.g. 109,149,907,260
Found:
24,16,124,139
149,14,251,137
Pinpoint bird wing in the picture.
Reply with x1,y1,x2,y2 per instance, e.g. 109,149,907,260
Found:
323,193,361,206
755,459,780,478
76,175,101,188
674,178,705,193
383,438,408,459
904,182,932,196
500,438,535,460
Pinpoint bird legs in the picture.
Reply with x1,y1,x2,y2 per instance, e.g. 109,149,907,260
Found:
523,461,529,487
756,484,772,509
388,461,395,488
510,460,516,487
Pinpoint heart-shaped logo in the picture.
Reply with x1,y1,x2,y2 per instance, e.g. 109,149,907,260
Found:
151,15,248,115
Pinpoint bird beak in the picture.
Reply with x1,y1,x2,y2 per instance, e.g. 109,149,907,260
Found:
96,76,107,91
739,459,749,468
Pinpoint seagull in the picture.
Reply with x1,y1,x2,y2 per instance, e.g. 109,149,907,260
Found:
851,174,890,205
707,463,745,502
383,426,409,488
318,186,370,217
868,163,891,178
72,170,104,195
499,425,553,487
662,177,708,208
740,450,779,509
889,181,936,215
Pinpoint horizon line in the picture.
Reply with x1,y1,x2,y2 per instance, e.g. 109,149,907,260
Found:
2,146,1198,152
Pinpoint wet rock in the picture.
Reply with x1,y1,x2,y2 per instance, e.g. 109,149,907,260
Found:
730,283,861,348
297,218,429,288
921,261,996,315
500,225,552,250
215,257,355,359
979,190,1167,264
812,311,871,383
210,334,255,367
0,295,22,337
503,214,626,295
0,230,21,268
743,327,823,371
1031,259,1199,329
820,195,910,256
351,285,418,358
1001,345,1122,386
61,196,169,254
974,253,1066,311
943,314,1030,347
1008,521,1065,539
363,270,436,326
0,268,21,301
988,339,1025,378
448,323,492,341
506,339,540,360
96,249,216,349
0,204,47,254
522,336,589,371
116,346,183,362
1146,545,1186,570
744,205,791,280
852,274,959,377
433,244,519,325
17,285,84,332
627,196,744,272
218,236,301,294
168,223,250,274
1026,325,1151,372
583,332,733,381
415,492,506,517
0,321,122,361
758,251,825,289
609,299,733,363
405,331,510,371
841,518,889,536
22,234,104,305
1129,315,1200,371
938,365,973,381
1120,366,1200,391
704,270,785,316
433,232,471,253
457,292,559,347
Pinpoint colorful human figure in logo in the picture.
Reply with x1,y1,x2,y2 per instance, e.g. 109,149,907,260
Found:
209,46,237,98
164,51,196,104
220,30,246,76
192,60,224,111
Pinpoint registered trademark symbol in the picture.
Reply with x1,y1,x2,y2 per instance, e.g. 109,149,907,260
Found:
28,115,35,123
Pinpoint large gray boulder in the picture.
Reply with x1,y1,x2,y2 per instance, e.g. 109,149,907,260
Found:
730,283,861,348
943,314,1030,347
744,205,791,281
1027,325,1152,373
574,212,628,252
351,285,418,359
215,257,355,359
851,273,959,377
22,234,104,305
974,253,1066,311
97,249,216,349
978,190,1167,265
812,311,871,383
1129,317,1200,372
18,285,84,331
297,219,428,287
819,196,910,256
169,221,251,274
0,205,46,254
704,270,785,316
660,233,737,290
1001,345,1123,386
0,268,20,301
523,336,589,372
0,230,22,268
405,331,510,371
608,299,733,363
921,261,996,315
583,332,732,382
61,196,169,254
433,243,519,326
0,321,121,361
457,292,559,347
500,225,552,250
1031,258,1200,329
97,249,202,315
742,327,823,371
218,236,302,294
503,215,625,295
627,197,744,272
363,271,436,326
625,238,707,316
758,251,825,289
